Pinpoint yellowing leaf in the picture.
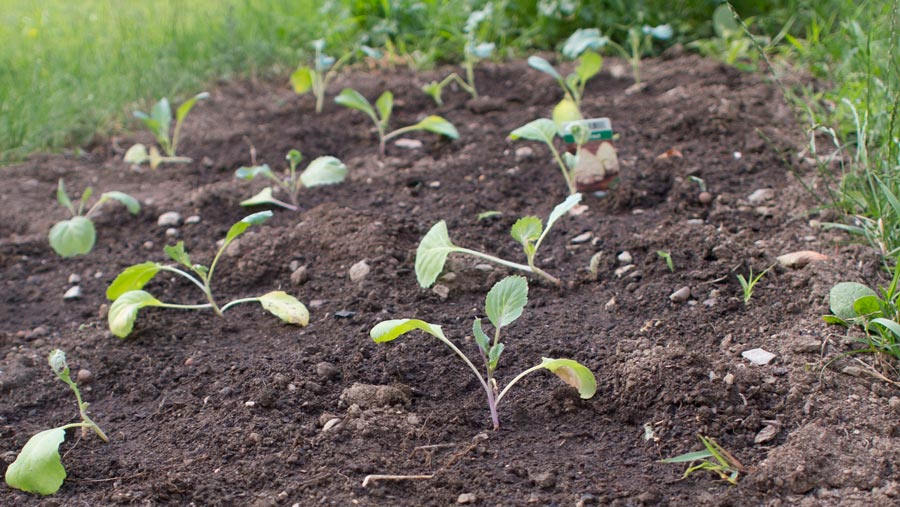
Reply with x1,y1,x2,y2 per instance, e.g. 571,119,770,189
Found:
540,358,597,399
258,291,309,326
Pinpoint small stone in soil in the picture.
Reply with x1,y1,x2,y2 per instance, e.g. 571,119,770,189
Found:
432,284,450,299
308,299,326,309
698,191,713,204
315,361,340,381
394,138,423,149
157,211,182,227
143,241,154,250
474,264,494,272
165,227,179,238
754,425,779,444
68,273,81,284
747,188,774,205
723,373,735,386
777,250,828,269
571,231,593,244
605,297,616,310
515,146,534,161
530,471,556,489
322,418,341,432
742,348,776,365
76,369,93,385
63,286,82,300
185,215,201,225
349,260,370,282
614,265,634,277
334,310,355,318
617,251,633,264
669,286,691,303
457,493,477,504
290,265,309,286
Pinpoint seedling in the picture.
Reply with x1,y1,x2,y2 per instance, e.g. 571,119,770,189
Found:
370,276,596,431
236,148,347,210
660,434,744,485
105,211,309,338
509,118,588,195
605,24,673,85
422,5,495,105
657,250,675,272
527,29,605,120
335,88,458,157
416,194,582,287
737,264,773,305
124,92,209,169
5,350,109,496
49,178,140,257
291,39,357,113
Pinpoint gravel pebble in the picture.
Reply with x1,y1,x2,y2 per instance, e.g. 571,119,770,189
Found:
669,286,691,303
63,286,83,300
290,265,309,285
349,260,370,282
394,138,423,149
68,274,82,284
76,369,94,385
457,493,477,504
617,251,633,264
157,211,182,227
515,146,534,161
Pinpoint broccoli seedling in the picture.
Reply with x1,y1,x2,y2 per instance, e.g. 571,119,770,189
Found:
236,148,347,211
5,350,108,496
106,211,309,338
371,276,596,431
291,39,359,114
335,88,458,157
422,5,495,105
125,92,209,169
49,178,140,257
416,194,582,287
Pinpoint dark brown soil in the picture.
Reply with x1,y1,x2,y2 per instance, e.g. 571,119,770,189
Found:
3,56,899,507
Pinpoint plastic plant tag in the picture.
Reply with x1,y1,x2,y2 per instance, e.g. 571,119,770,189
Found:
560,118,613,144
559,118,619,192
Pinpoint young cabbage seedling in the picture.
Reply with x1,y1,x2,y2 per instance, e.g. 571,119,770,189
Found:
422,5,495,105
5,350,109,496
49,178,140,257
291,39,358,114
736,264,773,305
509,118,587,195
603,24,673,85
236,148,347,210
527,29,606,120
335,88,458,157
105,211,309,338
660,434,744,485
370,276,596,431
657,250,675,272
124,92,209,169
416,194,582,287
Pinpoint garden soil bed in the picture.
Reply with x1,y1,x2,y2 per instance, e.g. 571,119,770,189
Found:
3,55,900,506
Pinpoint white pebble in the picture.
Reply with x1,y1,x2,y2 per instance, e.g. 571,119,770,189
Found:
63,286,82,300
394,138,423,149
157,211,182,227
68,274,81,284
617,251,633,264
349,260,371,282
669,287,691,303
741,348,776,365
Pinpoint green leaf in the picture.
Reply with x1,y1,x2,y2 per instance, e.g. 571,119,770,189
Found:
106,262,161,300
713,3,739,39
48,349,68,377
235,164,274,181
56,179,74,214
123,144,149,165
822,315,848,326
411,115,459,139
78,187,94,213
4,428,67,495
527,55,561,80
510,216,542,253
149,98,172,143
509,118,557,144
540,358,597,399
870,317,900,339
488,342,504,370
175,92,209,124
422,81,444,105
552,98,583,131
562,29,608,59
415,221,458,288
852,295,882,318
477,210,501,221
829,282,877,320
472,318,490,354
371,318,446,344
48,216,96,257
239,187,281,208
574,50,602,84
258,291,309,326
300,156,347,187
163,241,192,269
541,193,583,245
290,66,314,94
108,290,162,338
100,191,140,214
375,91,393,127
468,42,495,59
224,211,274,245
335,88,376,120
659,449,715,464
485,276,528,330
286,149,303,167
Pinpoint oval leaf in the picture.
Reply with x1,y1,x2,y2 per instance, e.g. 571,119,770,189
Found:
574,50,603,83
829,282,877,320
48,216,96,257
258,291,309,326
485,276,528,330
415,221,457,288
412,115,459,139
108,290,162,338
224,211,274,244
107,262,162,300
300,156,348,187
235,164,274,181
510,216,542,248
56,179,73,213
100,191,141,214
852,295,882,318
335,88,376,119
545,193,583,230
376,91,393,125
540,358,597,399
175,92,209,123
527,55,561,80
562,28,608,59
370,318,445,343
472,318,490,353
4,428,67,495
290,66,314,94
509,118,557,144
239,187,279,207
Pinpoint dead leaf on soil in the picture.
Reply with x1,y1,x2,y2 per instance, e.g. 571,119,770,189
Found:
776,250,828,269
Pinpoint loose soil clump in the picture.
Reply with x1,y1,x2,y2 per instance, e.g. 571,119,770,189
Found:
2,56,899,506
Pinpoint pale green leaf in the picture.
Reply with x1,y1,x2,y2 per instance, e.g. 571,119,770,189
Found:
422,81,444,105
543,193,583,239
108,290,162,338
852,295,882,318
574,50,602,83
239,187,282,207
552,98,583,131
485,276,528,329
163,241,192,269
562,29,609,59
822,315,848,326
468,42,495,59
258,291,309,326
370,318,446,343
527,55,561,80
335,88,376,120
300,156,347,187
149,98,172,142
123,144,149,164
175,92,209,123
713,3,739,39
48,216,96,257
488,342,504,370
375,91,393,126
48,349,68,377
870,317,900,339
540,357,597,399
659,449,715,463
106,261,161,300
291,66,314,94
411,115,459,139
477,210,501,221
4,428,67,495
509,118,557,144
510,217,542,247
829,282,877,320
56,179,73,214
472,318,490,354
415,221,458,288
224,211,274,244
235,164,274,181
100,191,140,214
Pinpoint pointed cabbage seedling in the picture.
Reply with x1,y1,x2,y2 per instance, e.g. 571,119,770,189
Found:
370,276,596,431
48,178,140,258
510,119,580,194
127,92,207,166
236,149,348,211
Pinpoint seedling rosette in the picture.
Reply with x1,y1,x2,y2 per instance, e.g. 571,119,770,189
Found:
236,148,347,210
371,276,596,430
125,92,208,169
49,178,140,257
105,211,309,338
